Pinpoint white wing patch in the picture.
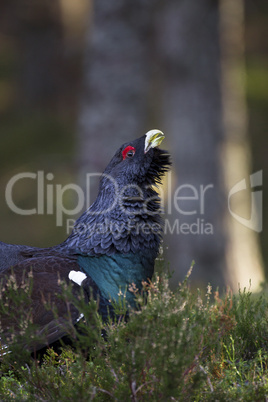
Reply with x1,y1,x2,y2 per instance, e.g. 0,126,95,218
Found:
68,271,87,286
68,271,86,323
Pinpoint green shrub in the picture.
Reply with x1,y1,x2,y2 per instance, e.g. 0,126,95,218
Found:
1,264,268,400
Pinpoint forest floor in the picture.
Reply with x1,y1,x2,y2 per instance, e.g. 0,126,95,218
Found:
0,262,268,401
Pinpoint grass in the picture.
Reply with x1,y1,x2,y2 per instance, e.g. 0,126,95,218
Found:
0,263,268,401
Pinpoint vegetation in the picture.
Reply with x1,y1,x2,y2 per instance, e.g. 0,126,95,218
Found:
1,262,268,401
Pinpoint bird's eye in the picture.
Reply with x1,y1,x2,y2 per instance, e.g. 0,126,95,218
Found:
122,146,136,160
127,150,134,157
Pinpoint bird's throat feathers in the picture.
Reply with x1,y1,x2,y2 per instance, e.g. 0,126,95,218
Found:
66,147,171,257
66,185,163,256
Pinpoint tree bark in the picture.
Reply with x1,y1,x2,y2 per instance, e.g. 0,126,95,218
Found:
77,1,155,202
219,0,264,290
154,0,227,287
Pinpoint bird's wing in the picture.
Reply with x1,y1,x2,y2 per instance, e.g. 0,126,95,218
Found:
0,241,33,272
0,241,75,273
0,255,95,353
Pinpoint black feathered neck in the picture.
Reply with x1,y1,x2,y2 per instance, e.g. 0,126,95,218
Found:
64,136,171,257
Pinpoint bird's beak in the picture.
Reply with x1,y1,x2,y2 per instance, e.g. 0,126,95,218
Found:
144,129,165,153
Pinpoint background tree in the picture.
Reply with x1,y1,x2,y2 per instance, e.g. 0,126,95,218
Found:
156,0,227,287
77,1,154,201
220,0,264,289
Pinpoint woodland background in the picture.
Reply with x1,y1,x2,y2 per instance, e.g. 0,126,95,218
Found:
0,0,267,291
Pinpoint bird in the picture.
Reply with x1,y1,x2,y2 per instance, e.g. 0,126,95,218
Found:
0,130,171,354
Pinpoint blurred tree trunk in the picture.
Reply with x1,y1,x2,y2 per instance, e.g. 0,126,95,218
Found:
156,1,227,287
77,0,264,290
77,1,154,203
219,0,264,290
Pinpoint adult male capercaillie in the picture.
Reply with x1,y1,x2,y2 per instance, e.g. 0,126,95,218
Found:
0,130,171,353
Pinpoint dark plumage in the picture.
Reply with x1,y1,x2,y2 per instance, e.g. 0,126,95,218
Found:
0,130,171,353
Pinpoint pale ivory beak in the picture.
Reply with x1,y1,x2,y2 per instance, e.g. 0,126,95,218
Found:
144,129,165,153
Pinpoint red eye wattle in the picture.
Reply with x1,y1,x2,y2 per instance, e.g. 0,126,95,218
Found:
122,146,136,160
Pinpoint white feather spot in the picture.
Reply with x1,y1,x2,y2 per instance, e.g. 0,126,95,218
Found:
68,271,87,286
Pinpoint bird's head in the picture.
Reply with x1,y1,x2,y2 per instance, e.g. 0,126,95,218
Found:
68,130,171,256
102,129,171,188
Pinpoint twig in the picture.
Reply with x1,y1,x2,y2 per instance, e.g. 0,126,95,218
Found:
199,365,214,393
